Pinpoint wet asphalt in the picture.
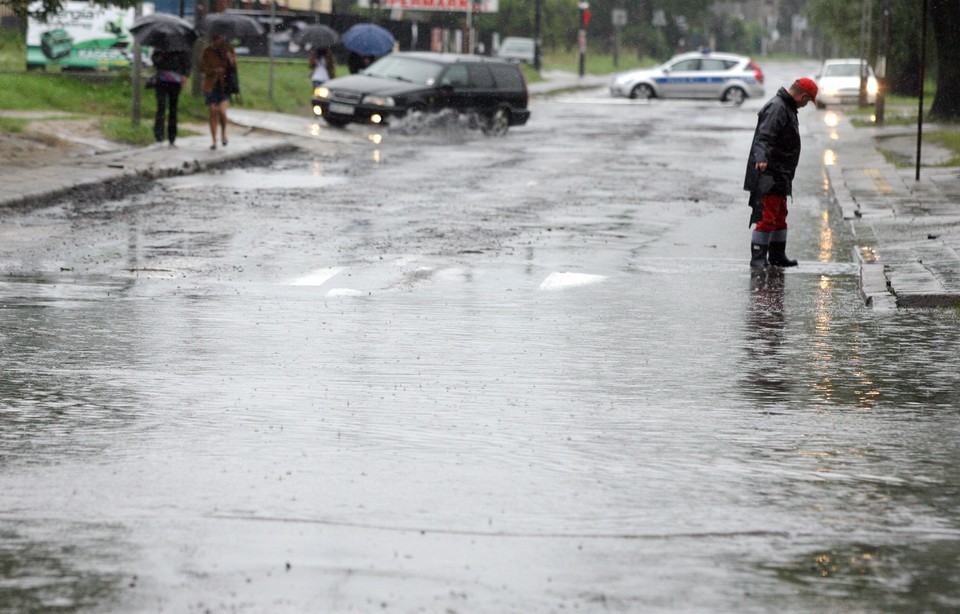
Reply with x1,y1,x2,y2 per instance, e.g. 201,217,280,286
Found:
1,61,960,613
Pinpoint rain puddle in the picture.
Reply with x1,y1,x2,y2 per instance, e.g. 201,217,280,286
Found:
160,168,348,191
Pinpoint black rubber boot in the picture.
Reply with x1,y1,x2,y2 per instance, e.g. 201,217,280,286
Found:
768,241,798,267
750,243,769,268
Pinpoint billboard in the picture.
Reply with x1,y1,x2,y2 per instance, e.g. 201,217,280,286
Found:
26,2,154,69
379,0,498,13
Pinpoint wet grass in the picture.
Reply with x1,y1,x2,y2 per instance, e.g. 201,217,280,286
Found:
925,130,960,165
0,116,28,132
541,49,657,74
847,93,960,167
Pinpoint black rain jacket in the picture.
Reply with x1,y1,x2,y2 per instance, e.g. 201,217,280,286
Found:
743,87,800,197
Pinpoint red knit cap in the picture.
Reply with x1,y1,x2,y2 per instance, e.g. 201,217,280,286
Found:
794,77,818,102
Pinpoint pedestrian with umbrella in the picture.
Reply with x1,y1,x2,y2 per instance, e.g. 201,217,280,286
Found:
309,46,336,89
197,13,263,149
294,25,339,89
342,23,394,73
130,12,196,146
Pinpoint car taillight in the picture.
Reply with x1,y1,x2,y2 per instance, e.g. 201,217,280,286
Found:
749,60,764,84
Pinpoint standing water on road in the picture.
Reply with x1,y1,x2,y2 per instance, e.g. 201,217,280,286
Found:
1,61,959,613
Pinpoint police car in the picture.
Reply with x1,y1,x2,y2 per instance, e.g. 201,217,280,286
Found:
609,50,764,106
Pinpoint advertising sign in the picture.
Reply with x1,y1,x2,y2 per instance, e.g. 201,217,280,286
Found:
379,0,498,13
26,2,153,70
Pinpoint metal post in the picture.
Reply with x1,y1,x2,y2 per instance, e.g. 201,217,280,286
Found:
613,25,620,68
577,1,588,78
859,0,873,108
466,0,472,54
875,1,890,124
916,0,927,181
534,0,541,69
268,0,275,99
132,2,143,126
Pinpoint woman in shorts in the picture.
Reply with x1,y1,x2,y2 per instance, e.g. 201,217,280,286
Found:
199,33,237,150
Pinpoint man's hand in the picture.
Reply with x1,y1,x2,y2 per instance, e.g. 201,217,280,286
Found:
755,161,768,172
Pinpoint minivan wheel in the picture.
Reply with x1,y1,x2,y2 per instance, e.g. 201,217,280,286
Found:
722,86,746,106
630,84,654,100
483,108,510,137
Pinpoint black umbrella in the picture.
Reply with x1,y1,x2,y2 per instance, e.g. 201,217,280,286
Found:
130,12,197,51
198,13,265,39
292,24,339,51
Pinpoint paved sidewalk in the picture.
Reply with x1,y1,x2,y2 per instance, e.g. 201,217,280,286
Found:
0,128,296,210
826,119,960,308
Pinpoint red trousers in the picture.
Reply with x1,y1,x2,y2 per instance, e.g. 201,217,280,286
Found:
755,194,788,232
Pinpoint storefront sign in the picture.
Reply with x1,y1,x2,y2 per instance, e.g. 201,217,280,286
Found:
26,1,153,70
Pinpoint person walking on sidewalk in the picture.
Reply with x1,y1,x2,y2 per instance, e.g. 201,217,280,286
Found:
150,49,191,146
199,34,237,150
309,47,336,88
744,77,818,268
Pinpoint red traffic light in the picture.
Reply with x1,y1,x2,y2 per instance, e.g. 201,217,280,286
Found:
581,8,591,25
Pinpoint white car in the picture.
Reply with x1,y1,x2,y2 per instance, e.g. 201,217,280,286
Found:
496,37,535,64
814,59,878,108
609,50,765,105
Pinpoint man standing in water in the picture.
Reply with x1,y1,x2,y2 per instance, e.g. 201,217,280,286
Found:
744,77,819,268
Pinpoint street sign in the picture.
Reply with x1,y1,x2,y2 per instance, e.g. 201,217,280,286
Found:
612,9,626,26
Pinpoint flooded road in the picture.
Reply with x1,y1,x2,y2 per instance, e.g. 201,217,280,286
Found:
2,61,960,613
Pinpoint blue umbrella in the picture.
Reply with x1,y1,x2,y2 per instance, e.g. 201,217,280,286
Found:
342,23,395,57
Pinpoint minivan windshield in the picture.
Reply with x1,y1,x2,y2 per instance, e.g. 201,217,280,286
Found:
824,63,867,77
363,56,445,85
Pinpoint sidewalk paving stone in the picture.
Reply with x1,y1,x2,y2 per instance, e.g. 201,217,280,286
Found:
830,120,960,309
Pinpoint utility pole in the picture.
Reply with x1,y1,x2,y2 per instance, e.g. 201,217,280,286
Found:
611,8,626,69
916,0,927,181
577,1,589,78
858,0,873,108
132,2,143,126
268,0,275,99
875,1,891,124
465,0,475,54
534,0,541,70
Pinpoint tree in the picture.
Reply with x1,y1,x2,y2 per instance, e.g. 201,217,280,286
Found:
929,0,960,120
807,0,960,113
9,0,138,21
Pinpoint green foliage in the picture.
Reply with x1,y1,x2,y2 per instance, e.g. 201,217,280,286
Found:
808,0,925,97
807,0,862,56
0,117,30,133
0,72,136,114
496,0,578,50
98,116,155,145
228,57,322,116
541,48,655,74
495,0,713,60
0,27,26,71
926,130,960,165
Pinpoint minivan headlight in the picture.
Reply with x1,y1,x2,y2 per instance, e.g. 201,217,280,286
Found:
362,95,396,107
314,86,330,99
867,78,879,96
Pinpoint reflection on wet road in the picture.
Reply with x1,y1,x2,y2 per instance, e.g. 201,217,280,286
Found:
1,61,960,612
